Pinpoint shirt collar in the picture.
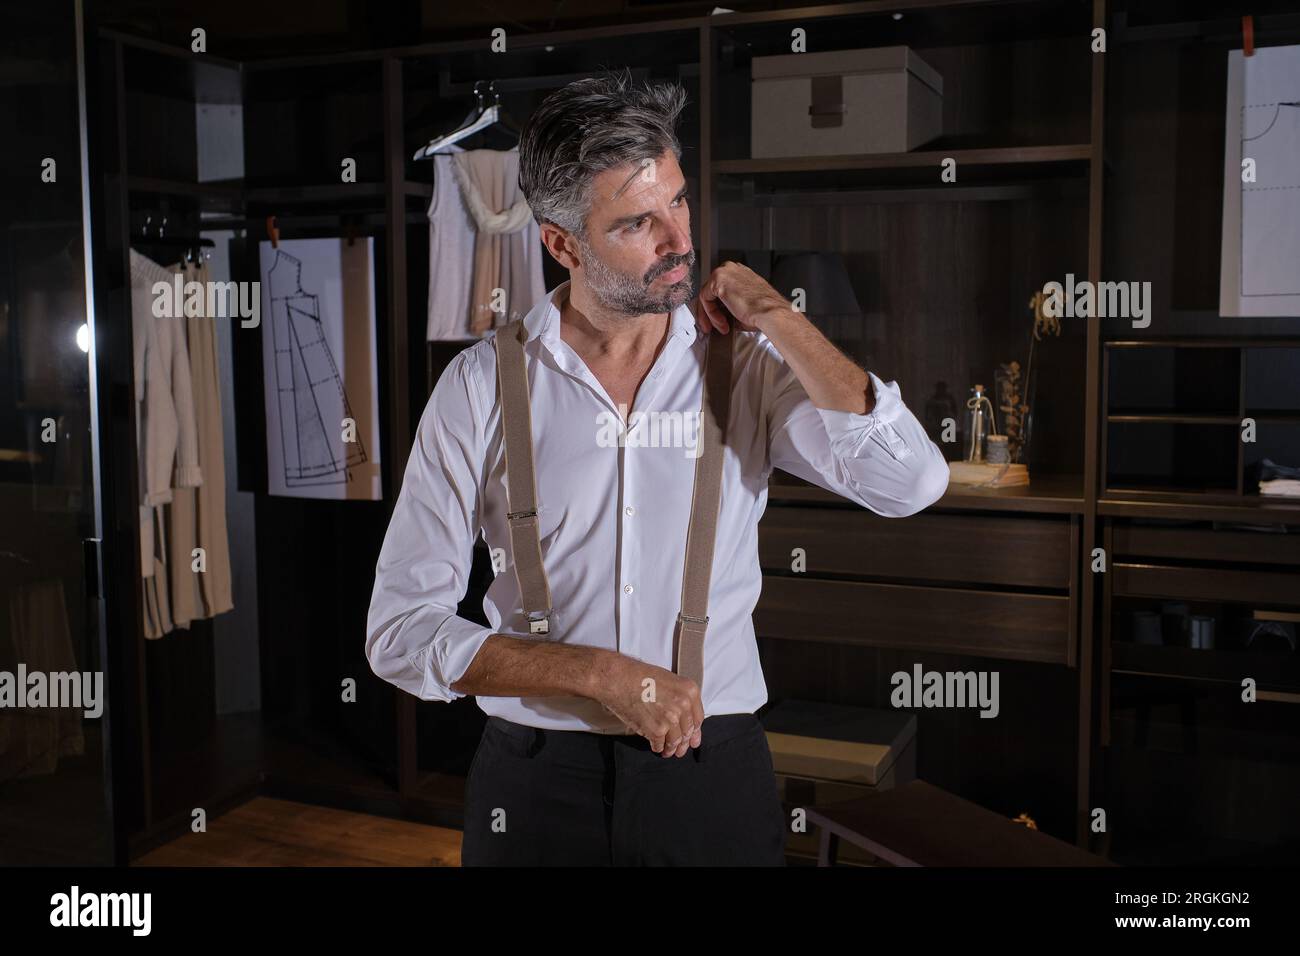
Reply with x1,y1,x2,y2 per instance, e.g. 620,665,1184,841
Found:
521,278,698,349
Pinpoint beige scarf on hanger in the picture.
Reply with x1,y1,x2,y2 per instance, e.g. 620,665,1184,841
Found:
451,149,534,335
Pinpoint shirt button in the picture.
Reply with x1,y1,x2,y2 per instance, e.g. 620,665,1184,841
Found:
625,505,635,516
624,584,634,595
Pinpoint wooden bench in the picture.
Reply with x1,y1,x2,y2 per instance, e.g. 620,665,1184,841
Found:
805,780,1116,867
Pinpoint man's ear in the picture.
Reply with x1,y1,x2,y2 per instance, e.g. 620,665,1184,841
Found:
541,223,580,271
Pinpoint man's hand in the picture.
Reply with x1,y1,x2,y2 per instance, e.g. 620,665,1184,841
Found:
691,261,793,336
597,654,705,758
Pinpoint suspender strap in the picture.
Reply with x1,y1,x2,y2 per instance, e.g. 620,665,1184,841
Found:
493,320,553,634
672,328,733,689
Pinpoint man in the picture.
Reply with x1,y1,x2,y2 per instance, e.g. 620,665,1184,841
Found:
366,70,949,866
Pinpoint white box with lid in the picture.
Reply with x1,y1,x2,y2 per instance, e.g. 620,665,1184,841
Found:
750,46,944,158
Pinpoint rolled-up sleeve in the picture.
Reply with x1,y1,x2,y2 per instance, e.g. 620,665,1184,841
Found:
366,348,496,702
760,334,949,516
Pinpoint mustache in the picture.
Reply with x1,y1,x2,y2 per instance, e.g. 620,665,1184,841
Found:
647,250,695,283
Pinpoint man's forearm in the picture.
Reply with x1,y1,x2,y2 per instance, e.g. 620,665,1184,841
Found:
757,306,876,415
449,634,618,701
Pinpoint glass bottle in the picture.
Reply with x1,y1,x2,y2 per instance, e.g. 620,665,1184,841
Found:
965,384,996,462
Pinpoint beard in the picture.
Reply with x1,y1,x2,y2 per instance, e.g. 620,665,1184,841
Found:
575,234,695,317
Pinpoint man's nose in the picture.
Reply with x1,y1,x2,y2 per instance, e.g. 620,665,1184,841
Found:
660,222,692,257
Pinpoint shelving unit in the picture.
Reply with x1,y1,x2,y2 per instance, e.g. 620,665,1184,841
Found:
703,0,1102,847
1095,0,1300,863
86,0,1300,864
1103,338,1300,497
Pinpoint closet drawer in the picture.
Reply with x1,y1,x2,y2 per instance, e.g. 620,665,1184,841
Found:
754,576,1070,664
1113,562,1300,607
758,505,1071,589
1111,524,1300,566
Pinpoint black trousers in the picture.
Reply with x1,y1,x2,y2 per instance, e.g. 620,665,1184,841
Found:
461,712,787,866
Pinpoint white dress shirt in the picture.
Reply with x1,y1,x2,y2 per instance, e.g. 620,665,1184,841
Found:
366,278,949,732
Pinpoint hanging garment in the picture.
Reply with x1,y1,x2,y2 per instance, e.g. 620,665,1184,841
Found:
452,148,545,335
164,258,234,627
441,147,545,337
143,508,174,639
425,144,476,341
0,578,85,780
142,511,173,639
129,250,202,595
451,152,535,234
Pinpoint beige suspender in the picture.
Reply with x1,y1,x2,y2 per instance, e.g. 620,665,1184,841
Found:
672,324,733,687
492,319,734,687
494,320,554,634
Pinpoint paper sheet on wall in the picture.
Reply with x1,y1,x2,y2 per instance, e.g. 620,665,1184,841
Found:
1220,44,1300,317
259,238,382,500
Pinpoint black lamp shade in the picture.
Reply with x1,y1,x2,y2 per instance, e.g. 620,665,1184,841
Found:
770,252,862,317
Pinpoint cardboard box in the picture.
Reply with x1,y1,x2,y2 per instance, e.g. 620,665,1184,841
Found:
751,46,943,158
762,699,917,792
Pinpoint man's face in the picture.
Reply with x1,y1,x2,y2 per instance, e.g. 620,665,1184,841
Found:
573,150,695,317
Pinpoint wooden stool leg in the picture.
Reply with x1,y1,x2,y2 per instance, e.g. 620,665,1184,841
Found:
817,828,840,867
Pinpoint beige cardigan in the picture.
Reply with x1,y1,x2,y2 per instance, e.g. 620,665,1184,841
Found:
129,250,202,582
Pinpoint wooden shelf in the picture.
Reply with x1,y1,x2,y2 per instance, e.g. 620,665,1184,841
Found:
1107,413,1240,425
1112,8,1300,47
244,182,388,203
127,178,434,210
710,0,1022,28
938,473,1085,513
127,175,242,198
1107,410,1300,424
714,144,1092,191
768,471,1084,514
197,212,429,231
126,176,244,214
1100,490,1300,525
710,0,1091,42
1106,337,1300,349
1112,642,1300,692
103,27,242,69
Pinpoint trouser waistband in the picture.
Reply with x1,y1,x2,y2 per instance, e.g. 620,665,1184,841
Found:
486,712,759,754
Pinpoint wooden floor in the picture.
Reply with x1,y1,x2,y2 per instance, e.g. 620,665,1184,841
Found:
134,797,463,866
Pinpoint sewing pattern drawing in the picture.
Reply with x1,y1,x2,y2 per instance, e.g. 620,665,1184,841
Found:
267,249,367,486
1239,46,1300,298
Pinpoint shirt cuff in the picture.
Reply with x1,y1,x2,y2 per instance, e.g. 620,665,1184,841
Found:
416,616,496,702
175,464,203,488
814,372,910,456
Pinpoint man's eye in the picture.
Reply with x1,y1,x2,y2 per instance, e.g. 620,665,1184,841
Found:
626,218,647,232
672,194,688,207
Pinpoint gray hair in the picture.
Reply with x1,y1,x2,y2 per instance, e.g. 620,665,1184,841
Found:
517,68,687,238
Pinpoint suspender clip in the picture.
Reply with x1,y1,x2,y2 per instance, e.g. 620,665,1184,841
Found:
527,609,552,635
507,508,537,522
678,612,709,627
